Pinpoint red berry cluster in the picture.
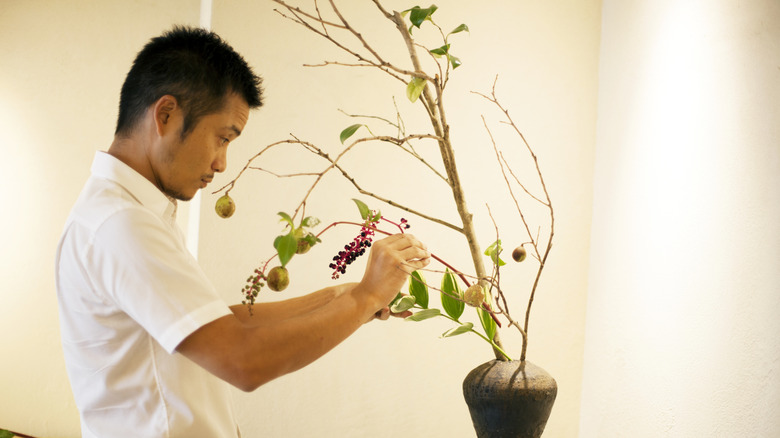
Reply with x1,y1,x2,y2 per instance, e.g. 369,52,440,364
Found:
329,224,376,279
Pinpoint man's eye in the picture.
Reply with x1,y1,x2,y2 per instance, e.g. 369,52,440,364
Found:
221,137,230,145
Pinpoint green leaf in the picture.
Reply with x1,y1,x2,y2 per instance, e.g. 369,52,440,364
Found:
441,322,473,338
302,233,321,246
407,5,438,29
277,211,294,228
340,124,364,144
449,23,469,35
440,269,464,320
484,239,506,266
406,308,441,322
274,232,298,267
430,44,450,57
391,295,416,313
408,270,429,309
478,306,497,340
484,239,499,255
301,216,320,228
353,198,371,220
448,53,462,69
406,77,426,103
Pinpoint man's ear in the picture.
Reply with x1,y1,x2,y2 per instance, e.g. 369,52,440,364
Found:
153,95,180,137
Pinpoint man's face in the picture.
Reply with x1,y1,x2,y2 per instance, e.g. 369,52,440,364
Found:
155,94,250,201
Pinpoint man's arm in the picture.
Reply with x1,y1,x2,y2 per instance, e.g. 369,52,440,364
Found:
176,234,429,392
228,284,351,326
229,284,407,326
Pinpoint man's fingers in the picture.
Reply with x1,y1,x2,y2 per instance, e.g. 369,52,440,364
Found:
390,234,430,263
398,245,431,262
390,309,413,318
368,306,411,323
382,233,427,252
375,307,390,321
399,257,430,274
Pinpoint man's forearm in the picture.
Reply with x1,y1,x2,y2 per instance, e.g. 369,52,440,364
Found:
229,282,358,326
180,283,380,391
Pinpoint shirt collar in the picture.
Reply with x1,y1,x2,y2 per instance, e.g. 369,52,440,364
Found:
91,151,178,224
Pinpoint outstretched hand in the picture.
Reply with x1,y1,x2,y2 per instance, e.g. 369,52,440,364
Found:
357,233,430,314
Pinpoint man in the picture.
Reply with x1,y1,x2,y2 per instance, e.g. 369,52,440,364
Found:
55,26,430,437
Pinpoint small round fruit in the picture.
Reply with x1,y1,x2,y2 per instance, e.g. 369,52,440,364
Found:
464,284,485,307
266,266,290,292
294,228,311,254
215,194,236,218
296,239,311,255
512,246,527,262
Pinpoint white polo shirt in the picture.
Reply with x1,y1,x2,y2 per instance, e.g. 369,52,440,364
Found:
56,152,239,438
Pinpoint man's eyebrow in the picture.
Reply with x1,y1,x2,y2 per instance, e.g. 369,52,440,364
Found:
229,125,242,137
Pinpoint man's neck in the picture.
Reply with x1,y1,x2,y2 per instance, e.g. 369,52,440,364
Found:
108,135,160,195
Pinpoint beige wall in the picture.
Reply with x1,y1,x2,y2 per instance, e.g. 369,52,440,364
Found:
580,0,780,436
7,1,778,437
0,1,199,436
1,0,599,436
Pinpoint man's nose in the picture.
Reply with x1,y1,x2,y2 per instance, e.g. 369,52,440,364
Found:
212,148,227,173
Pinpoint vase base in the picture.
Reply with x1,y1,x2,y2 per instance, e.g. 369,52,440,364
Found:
463,360,557,438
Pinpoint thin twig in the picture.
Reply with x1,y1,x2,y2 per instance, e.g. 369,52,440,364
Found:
481,114,541,261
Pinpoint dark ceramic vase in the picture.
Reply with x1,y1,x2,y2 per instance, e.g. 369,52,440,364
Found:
462,360,557,438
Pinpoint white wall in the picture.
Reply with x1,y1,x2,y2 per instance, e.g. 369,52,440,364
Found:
204,1,599,436
2,0,599,436
0,1,199,436
580,0,780,436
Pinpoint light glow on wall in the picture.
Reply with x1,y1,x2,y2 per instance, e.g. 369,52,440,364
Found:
581,0,780,436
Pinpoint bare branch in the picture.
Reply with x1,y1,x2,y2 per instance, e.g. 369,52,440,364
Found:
212,139,301,195
313,0,328,35
481,114,542,261
303,60,408,83
272,1,346,29
304,135,464,233
338,109,449,183
273,0,428,83
248,167,321,178
500,152,548,206
327,0,387,66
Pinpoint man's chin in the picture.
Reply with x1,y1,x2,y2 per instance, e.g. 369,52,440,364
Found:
164,188,196,202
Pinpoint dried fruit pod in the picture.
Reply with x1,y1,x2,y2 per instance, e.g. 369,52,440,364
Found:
464,284,485,307
512,246,527,262
215,194,236,218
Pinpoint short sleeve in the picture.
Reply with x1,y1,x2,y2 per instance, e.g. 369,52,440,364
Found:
89,206,231,353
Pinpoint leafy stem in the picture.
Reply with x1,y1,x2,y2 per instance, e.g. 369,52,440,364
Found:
410,304,512,361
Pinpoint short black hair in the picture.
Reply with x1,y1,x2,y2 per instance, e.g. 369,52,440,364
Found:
115,26,263,138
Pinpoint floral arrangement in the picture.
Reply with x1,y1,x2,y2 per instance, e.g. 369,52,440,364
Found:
214,1,554,363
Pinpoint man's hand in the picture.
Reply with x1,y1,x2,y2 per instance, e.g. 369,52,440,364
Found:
177,234,429,392
368,306,413,323
356,233,430,313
